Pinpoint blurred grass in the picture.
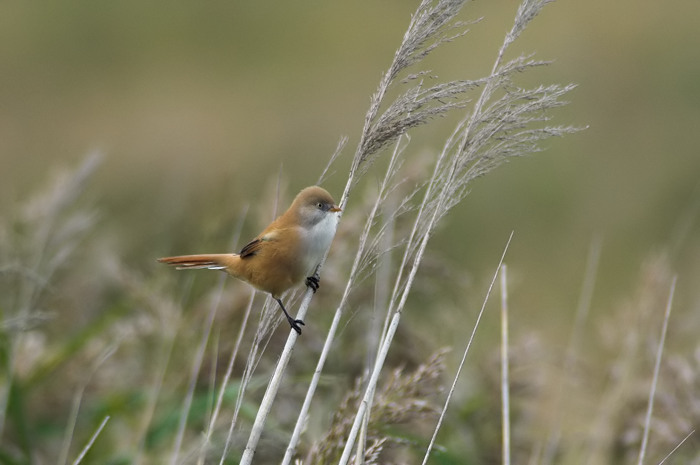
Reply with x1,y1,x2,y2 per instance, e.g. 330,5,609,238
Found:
1,0,700,463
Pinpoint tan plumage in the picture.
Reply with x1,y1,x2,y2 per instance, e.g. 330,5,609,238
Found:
158,186,341,334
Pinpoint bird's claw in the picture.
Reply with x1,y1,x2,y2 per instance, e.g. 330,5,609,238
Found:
287,317,305,335
305,275,320,293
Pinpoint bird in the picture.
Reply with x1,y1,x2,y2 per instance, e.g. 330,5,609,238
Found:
157,186,341,335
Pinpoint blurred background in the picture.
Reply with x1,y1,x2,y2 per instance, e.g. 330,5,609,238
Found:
1,0,699,463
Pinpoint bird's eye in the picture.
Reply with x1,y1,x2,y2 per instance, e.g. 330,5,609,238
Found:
317,202,323,209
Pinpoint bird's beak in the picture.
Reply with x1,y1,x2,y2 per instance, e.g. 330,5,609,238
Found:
330,205,342,213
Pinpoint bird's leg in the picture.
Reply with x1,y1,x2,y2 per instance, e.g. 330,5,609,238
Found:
305,273,320,293
274,298,305,335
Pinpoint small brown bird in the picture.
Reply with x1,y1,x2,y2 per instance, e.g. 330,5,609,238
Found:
158,186,341,334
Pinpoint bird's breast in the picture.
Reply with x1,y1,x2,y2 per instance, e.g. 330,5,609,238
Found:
300,212,339,275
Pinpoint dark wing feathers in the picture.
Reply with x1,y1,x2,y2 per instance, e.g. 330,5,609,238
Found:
239,238,262,258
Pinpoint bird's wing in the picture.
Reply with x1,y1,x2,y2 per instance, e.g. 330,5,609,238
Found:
239,238,262,258
238,230,279,258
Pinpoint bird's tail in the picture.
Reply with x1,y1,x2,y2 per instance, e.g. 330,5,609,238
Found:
157,254,239,271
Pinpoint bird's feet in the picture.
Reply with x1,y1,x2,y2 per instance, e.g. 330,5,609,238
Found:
275,297,305,335
305,275,320,293
287,316,305,335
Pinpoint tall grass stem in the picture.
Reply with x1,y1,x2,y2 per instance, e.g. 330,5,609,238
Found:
500,264,511,465
636,276,677,465
421,232,513,465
